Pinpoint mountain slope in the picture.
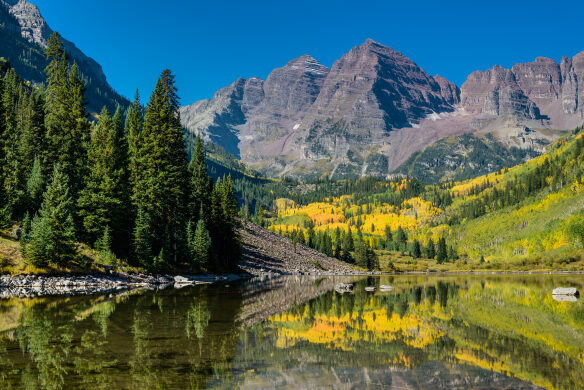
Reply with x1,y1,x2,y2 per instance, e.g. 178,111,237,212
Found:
0,0,128,113
182,40,584,181
260,126,584,269
181,39,461,179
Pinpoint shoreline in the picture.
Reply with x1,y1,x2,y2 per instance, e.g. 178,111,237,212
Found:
0,269,583,298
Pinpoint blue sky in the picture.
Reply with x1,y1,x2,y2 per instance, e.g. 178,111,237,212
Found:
34,0,584,105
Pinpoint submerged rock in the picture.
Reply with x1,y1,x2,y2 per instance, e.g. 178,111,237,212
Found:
552,287,579,296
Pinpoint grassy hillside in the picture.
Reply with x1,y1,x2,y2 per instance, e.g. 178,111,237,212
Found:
264,127,584,271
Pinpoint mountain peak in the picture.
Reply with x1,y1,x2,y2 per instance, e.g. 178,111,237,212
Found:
284,54,329,75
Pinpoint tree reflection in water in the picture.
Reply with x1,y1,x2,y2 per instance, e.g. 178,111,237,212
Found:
0,275,583,389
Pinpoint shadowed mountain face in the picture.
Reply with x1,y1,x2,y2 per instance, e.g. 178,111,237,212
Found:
181,40,584,180
0,0,128,113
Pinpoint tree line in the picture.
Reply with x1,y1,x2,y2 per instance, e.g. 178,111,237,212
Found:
1,32,240,272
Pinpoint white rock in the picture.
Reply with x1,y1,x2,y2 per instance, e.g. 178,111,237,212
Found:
174,276,193,284
552,287,579,296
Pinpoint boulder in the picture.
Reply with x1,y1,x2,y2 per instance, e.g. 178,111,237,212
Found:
552,287,579,296
174,275,194,284
335,283,353,294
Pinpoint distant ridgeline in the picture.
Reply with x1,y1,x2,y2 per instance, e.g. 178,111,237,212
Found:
0,33,240,274
243,126,584,270
0,0,128,114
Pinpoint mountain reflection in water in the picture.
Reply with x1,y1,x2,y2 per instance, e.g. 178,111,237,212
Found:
0,275,583,389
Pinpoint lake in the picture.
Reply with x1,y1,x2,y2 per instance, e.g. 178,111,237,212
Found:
0,274,583,389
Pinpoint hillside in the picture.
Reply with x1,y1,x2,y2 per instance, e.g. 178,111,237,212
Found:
395,133,539,183
0,0,128,113
262,127,584,271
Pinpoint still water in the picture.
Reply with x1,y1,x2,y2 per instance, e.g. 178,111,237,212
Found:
0,274,583,389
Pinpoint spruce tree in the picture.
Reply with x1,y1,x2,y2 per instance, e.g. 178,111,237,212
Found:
436,237,448,264
190,135,210,222
78,107,130,250
44,33,89,200
2,68,26,216
133,207,152,268
125,90,143,192
412,239,422,259
25,156,44,213
426,239,436,259
191,219,211,270
133,69,190,268
24,165,77,267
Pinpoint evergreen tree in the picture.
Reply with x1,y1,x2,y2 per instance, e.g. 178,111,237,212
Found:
257,204,264,227
95,225,115,264
2,68,26,216
334,227,342,259
190,135,210,222
133,69,190,268
25,156,44,213
78,107,130,250
23,165,77,266
44,33,90,200
395,226,407,245
436,237,448,264
426,239,436,259
412,239,422,259
18,88,46,176
125,90,143,192
133,207,152,267
191,219,211,270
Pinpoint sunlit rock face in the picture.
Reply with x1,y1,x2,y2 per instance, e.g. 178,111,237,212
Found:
181,39,584,179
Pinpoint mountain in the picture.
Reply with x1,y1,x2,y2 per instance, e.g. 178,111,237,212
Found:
181,39,460,179
181,39,584,180
0,0,128,113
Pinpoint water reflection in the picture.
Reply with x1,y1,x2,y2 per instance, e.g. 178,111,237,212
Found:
0,275,583,389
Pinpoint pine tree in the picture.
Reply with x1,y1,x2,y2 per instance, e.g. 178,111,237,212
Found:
18,88,46,176
133,207,152,267
436,237,448,264
95,225,115,264
133,69,190,268
426,239,436,259
125,90,143,192
78,107,130,249
257,204,264,227
25,156,44,213
24,165,77,266
412,239,422,259
191,219,211,270
44,33,89,200
2,68,26,216
190,135,211,222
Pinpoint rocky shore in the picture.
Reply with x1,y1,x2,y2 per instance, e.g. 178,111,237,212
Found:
0,222,380,298
0,272,248,298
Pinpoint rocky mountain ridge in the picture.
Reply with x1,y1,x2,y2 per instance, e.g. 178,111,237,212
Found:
0,0,128,113
181,39,584,179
